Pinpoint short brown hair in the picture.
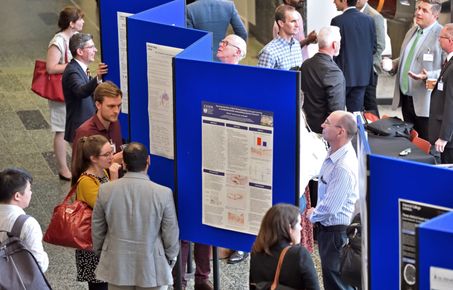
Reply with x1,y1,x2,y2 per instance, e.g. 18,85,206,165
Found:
275,4,295,25
58,6,84,31
252,203,300,255
418,0,442,14
94,81,122,103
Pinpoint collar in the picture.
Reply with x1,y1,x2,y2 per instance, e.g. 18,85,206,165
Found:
359,3,367,13
75,58,88,73
93,114,110,132
418,21,437,34
123,171,150,180
0,204,25,213
343,7,357,12
275,35,296,46
448,52,453,62
328,142,353,163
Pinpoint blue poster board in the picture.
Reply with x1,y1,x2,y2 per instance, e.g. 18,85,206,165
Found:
174,58,300,251
368,155,453,289
99,0,185,139
127,4,210,190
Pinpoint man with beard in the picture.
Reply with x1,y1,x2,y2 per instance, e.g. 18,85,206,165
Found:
72,81,123,165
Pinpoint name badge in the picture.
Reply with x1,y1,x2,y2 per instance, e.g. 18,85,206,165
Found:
423,53,434,62
438,81,444,91
111,143,117,154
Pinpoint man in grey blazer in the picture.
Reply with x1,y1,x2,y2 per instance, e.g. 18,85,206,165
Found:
92,142,179,290
357,0,386,117
390,0,444,140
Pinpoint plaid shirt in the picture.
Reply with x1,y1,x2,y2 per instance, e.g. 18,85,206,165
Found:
257,36,302,70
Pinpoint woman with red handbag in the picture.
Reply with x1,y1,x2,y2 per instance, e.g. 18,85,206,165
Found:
71,135,121,290
46,6,85,181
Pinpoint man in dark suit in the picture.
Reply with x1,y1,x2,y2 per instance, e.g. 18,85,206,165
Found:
429,23,453,163
62,33,108,143
331,0,375,113
301,26,346,134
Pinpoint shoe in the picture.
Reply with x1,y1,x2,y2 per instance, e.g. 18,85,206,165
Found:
194,280,213,290
227,251,248,264
58,173,71,181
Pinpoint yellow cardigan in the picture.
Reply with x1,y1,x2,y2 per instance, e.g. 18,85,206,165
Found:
76,171,109,208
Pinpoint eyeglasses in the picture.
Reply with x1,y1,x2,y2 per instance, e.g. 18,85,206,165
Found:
439,35,451,40
82,45,96,50
219,40,241,51
323,119,343,129
98,151,113,157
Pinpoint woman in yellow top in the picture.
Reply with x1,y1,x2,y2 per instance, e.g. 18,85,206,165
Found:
71,134,121,290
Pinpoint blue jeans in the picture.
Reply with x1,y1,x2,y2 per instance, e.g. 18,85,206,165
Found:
317,227,354,290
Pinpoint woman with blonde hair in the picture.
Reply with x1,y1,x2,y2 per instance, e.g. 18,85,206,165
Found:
71,134,121,290
46,6,85,181
250,203,320,290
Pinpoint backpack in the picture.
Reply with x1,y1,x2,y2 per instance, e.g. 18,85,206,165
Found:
0,214,52,290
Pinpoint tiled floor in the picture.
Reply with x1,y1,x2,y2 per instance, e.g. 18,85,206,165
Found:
0,1,402,289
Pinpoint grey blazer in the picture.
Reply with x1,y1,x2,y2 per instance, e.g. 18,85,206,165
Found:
363,4,386,74
392,22,444,117
92,172,179,287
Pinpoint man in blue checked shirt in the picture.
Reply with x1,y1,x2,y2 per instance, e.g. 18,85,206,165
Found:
257,4,302,70
307,111,358,290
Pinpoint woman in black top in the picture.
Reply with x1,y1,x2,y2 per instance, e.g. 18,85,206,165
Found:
249,203,320,290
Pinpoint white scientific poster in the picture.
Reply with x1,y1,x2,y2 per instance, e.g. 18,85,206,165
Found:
146,43,183,160
201,102,274,235
117,11,133,113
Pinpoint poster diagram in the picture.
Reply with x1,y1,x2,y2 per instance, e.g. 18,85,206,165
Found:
117,11,133,113
399,199,452,290
146,43,183,160
201,102,274,235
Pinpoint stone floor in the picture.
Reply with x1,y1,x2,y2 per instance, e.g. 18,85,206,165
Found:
0,0,402,289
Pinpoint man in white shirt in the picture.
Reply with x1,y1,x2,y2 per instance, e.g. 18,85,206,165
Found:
0,168,49,272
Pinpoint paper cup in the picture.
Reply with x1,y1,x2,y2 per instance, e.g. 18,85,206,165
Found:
382,58,393,72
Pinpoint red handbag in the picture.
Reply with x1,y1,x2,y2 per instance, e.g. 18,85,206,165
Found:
31,45,68,102
43,181,93,250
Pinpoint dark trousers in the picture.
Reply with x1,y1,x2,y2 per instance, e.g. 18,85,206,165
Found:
346,86,367,113
364,72,380,117
179,241,211,286
401,93,429,140
441,148,453,164
317,226,354,290
88,282,107,290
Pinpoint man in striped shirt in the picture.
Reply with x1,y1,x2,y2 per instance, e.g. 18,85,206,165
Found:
307,110,358,290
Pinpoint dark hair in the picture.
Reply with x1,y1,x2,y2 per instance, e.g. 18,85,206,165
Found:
58,6,84,31
69,33,93,57
0,168,33,203
94,81,122,103
346,0,358,6
123,142,148,172
275,4,296,25
252,203,300,255
71,135,109,185
418,0,442,14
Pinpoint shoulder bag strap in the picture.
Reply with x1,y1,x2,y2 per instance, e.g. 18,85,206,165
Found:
64,40,68,63
9,214,30,237
271,246,291,290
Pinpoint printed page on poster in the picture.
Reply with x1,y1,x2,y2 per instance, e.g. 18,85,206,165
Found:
398,199,452,290
146,43,183,160
117,12,133,114
201,101,274,235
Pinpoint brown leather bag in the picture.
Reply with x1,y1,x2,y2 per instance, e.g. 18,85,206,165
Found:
43,181,93,250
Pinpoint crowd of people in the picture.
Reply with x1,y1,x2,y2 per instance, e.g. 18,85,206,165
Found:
2,0,453,289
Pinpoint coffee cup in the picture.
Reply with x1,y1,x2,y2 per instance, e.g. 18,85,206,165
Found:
382,57,393,72
426,78,437,90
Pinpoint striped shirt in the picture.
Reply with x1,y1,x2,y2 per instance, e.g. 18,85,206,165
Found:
309,142,358,226
257,36,303,70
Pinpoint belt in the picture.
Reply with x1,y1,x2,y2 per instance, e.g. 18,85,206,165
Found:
316,223,348,232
